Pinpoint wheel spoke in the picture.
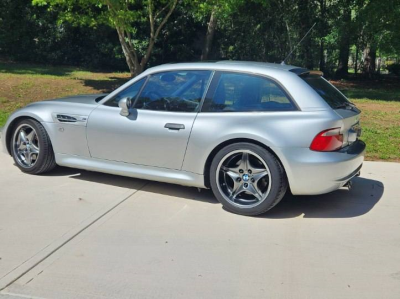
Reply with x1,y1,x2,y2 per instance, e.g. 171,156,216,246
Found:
19,130,27,143
247,184,263,201
24,151,32,166
221,165,240,181
252,170,269,183
231,183,245,200
238,152,250,171
30,144,39,154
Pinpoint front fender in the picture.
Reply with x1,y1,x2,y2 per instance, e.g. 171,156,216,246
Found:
2,101,95,157
1,108,49,155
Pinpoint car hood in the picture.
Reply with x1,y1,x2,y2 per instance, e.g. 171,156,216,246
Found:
45,93,108,105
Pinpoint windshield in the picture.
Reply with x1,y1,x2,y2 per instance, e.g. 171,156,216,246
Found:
302,75,350,108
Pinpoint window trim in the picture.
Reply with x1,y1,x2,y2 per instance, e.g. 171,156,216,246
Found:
200,70,300,113
132,70,215,113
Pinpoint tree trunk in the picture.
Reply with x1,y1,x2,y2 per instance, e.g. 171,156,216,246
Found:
363,45,376,78
285,20,292,57
377,56,381,74
355,43,359,75
336,44,350,79
319,39,325,72
116,27,137,76
318,0,326,72
201,8,218,61
112,0,177,77
335,3,351,79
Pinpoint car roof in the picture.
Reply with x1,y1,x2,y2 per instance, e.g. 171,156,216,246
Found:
145,60,309,76
216,60,299,70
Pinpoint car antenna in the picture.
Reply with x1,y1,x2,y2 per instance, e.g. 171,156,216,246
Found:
281,22,317,65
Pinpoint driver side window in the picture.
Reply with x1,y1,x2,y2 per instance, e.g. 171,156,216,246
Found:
134,70,212,112
103,77,146,107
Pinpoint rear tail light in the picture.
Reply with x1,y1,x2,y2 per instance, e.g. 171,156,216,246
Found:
310,128,343,152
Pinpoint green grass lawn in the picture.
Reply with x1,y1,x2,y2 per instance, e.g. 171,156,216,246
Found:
1,62,399,162
339,86,400,162
354,99,400,161
0,62,130,123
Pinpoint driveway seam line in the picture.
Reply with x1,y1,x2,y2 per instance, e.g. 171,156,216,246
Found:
0,182,148,291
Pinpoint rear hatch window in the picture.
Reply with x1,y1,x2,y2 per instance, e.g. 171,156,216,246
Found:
301,75,351,109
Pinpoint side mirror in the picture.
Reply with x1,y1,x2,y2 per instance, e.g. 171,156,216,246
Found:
119,97,132,116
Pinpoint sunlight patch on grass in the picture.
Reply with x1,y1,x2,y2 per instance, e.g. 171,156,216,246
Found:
350,98,400,161
0,62,130,80
345,89,400,102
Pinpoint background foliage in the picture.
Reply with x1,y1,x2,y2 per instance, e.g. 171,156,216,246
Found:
0,0,399,77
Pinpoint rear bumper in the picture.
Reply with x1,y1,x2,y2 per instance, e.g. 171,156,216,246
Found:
276,140,366,195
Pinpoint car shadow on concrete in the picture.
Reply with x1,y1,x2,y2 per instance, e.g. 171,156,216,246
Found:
45,167,384,218
263,177,384,219
44,167,218,205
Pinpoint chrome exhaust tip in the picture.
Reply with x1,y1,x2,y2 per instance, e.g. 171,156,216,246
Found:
344,180,353,190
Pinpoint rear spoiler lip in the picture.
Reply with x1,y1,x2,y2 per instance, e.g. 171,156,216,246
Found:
290,68,324,77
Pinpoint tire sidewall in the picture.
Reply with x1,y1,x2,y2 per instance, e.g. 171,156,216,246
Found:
210,142,286,216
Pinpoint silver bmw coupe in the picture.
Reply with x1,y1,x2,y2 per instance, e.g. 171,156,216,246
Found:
2,61,365,215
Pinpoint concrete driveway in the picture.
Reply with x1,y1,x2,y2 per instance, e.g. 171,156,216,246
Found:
0,152,399,299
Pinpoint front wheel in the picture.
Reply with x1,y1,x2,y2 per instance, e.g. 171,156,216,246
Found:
210,143,288,216
10,118,56,174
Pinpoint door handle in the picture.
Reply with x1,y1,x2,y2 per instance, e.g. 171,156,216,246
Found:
165,123,185,130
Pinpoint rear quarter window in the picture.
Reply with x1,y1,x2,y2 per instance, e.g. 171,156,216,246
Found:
202,72,297,112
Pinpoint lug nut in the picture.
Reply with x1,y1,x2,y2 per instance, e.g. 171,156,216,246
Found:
239,169,244,173
248,169,252,174
244,183,249,188
251,178,255,183
236,178,241,182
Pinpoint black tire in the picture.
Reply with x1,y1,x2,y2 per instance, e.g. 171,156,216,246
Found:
210,142,287,216
10,118,57,174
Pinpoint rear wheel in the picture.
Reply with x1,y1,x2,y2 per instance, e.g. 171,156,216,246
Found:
210,143,287,216
10,119,56,174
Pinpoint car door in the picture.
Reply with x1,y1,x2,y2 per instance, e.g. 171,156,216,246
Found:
86,70,212,170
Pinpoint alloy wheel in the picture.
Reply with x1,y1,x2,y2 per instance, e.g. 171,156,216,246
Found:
13,124,40,168
216,150,272,208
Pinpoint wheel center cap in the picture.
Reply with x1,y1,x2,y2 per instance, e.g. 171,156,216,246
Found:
242,174,249,182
